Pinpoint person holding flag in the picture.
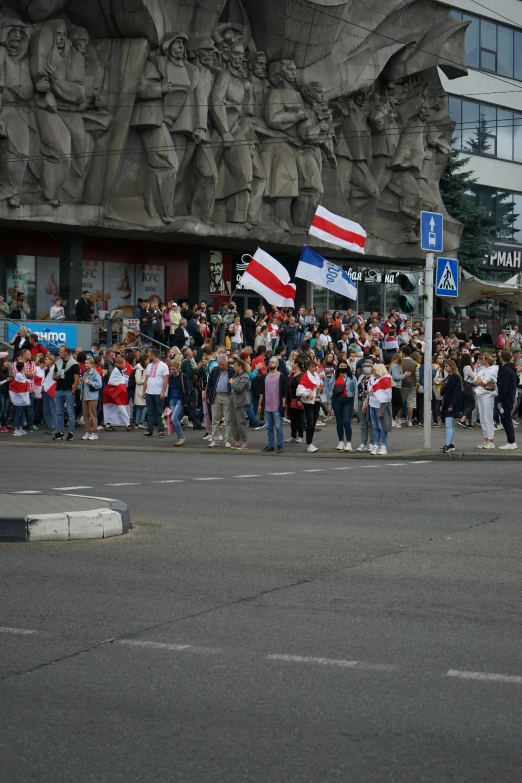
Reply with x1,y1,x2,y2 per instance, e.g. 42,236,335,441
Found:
103,355,131,432
368,364,394,456
9,361,30,436
42,354,58,435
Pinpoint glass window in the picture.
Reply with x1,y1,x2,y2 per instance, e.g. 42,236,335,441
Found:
448,96,462,149
5,255,36,319
480,104,496,156
463,13,480,68
514,113,522,163
480,20,497,53
462,100,480,152
497,25,514,78
495,191,515,239
515,31,522,81
497,108,513,160
451,8,462,19
481,49,496,72
513,193,522,240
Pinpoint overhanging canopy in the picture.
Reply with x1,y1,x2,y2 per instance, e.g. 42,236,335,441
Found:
456,270,522,309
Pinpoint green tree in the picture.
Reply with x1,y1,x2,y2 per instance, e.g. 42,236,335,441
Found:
439,147,491,272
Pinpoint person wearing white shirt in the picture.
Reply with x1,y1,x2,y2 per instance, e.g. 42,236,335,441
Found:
50,298,65,321
142,348,169,437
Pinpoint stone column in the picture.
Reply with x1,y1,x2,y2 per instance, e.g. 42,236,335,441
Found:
59,233,83,320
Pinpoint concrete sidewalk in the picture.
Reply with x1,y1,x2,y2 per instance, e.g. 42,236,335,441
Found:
0,418,520,461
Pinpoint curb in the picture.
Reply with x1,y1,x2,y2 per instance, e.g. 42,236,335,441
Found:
0,496,130,543
1,440,522,461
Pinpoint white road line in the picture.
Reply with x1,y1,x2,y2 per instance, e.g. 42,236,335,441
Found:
151,480,184,483
234,474,262,478
386,464,403,467
358,465,380,468
301,469,324,472
106,482,141,487
331,467,352,470
117,639,221,654
13,490,42,494
52,486,93,491
194,477,220,481
267,472,295,476
0,626,38,635
446,669,522,684
409,461,432,464
268,654,358,668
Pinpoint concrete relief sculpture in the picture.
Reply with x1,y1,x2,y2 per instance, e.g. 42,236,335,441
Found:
0,0,467,257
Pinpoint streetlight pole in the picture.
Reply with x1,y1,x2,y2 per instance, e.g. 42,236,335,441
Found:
423,252,435,450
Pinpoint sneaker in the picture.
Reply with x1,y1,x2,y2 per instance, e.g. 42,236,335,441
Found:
499,442,518,450
202,433,212,440
482,441,495,449
407,421,412,427
336,441,345,451
225,441,232,448
53,432,64,441
315,420,325,427
276,446,284,453
181,416,189,424
142,432,153,438
1,426,9,433
476,442,487,449
513,421,519,428
13,430,23,437
236,444,248,450
158,431,165,437
89,433,98,441
218,434,223,441
458,421,467,428
296,436,303,443
378,445,387,455
344,442,353,452
126,424,134,432
186,422,193,428
66,432,74,442
81,433,91,440
97,425,104,430
137,423,146,429
356,444,368,452
105,424,115,432
442,444,455,453
173,438,185,447
369,446,378,455
78,416,84,426
262,445,274,452
434,423,442,428
255,424,266,430
495,424,504,431
31,425,38,431
282,417,290,424
208,440,217,447
50,428,59,435
306,444,319,453
285,437,296,443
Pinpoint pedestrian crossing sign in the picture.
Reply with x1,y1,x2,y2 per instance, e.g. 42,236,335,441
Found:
435,257,459,297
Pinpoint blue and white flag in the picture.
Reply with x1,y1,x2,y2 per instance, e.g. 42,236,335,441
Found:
295,246,357,301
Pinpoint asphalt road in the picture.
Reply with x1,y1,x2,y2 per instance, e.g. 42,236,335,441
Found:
1,446,521,782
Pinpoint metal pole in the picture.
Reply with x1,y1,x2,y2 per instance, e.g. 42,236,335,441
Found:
423,252,435,450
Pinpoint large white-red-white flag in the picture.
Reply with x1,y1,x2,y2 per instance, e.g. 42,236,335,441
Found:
9,377,30,406
103,367,130,427
43,370,57,399
309,205,366,255
239,248,296,307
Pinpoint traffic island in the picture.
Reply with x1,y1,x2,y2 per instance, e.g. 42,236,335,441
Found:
0,494,130,542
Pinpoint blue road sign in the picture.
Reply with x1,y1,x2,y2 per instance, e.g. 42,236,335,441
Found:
436,257,459,297
420,211,443,252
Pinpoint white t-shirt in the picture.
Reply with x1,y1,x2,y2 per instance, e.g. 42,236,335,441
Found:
145,360,169,394
50,305,65,320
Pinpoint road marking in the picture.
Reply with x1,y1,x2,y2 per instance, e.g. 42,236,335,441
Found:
301,469,324,472
0,626,38,635
446,669,522,684
409,460,432,464
331,467,352,470
267,472,295,476
358,465,380,468
52,486,93,490
13,490,42,494
151,480,184,483
107,482,141,487
234,474,262,478
194,477,220,481
268,654,359,668
386,463,403,467
117,639,221,655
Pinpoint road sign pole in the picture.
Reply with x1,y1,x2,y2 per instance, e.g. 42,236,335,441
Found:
423,252,434,450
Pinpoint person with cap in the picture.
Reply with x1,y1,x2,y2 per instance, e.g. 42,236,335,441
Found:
356,357,375,452
130,31,201,225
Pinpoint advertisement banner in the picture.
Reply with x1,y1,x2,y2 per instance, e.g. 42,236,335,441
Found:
135,264,165,304
36,257,60,319
103,262,134,316
82,260,104,306
7,321,77,348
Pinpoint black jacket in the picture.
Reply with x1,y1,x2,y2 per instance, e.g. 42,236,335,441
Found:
207,366,235,404
258,371,289,415
172,326,187,350
441,372,462,419
497,361,517,404
244,317,257,346
76,297,93,322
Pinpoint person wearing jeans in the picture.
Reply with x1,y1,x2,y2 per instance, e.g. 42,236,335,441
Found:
440,359,462,454
168,360,190,446
259,356,288,453
53,346,80,442
143,348,170,437
332,361,356,451
497,349,518,450
368,363,393,455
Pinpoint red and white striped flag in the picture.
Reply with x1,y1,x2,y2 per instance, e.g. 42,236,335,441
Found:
103,368,130,427
34,366,44,399
43,370,57,400
370,374,392,404
239,248,296,307
309,205,366,254
9,377,30,406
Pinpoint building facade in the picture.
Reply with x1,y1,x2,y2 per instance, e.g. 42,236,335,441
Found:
0,0,468,327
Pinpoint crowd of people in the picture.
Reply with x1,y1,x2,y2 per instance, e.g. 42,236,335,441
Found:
1,299,521,453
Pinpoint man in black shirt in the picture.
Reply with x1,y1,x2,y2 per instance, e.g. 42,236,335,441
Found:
53,345,80,441
76,291,94,322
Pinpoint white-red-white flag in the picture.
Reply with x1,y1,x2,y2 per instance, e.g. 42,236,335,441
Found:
240,248,296,307
9,378,30,406
103,368,130,427
43,370,57,400
309,205,366,254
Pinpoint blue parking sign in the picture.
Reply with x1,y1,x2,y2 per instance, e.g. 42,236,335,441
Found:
420,211,443,252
